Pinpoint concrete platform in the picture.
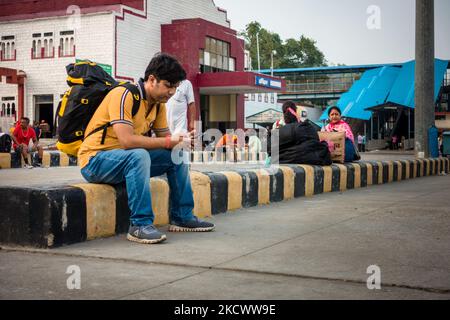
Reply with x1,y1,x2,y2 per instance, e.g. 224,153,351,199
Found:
0,158,448,248
1,174,450,299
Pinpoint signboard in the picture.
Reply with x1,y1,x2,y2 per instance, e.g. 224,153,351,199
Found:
76,59,112,76
255,76,282,89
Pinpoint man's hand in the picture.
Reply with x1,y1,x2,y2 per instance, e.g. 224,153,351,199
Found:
168,133,192,149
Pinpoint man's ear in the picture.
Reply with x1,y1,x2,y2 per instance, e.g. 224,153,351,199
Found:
147,74,157,86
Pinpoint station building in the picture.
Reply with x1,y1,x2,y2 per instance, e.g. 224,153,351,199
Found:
0,0,285,133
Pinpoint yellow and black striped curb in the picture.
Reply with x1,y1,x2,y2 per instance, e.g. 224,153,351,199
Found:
0,150,270,169
0,158,448,248
0,151,77,169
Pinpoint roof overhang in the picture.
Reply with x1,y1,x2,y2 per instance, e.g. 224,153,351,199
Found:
0,67,26,85
197,72,286,95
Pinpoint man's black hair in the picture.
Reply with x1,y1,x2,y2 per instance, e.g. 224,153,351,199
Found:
144,52,186,85
328,106,342,116
21,117,30,123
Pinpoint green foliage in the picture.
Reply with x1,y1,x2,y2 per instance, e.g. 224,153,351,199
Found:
241,21,327,70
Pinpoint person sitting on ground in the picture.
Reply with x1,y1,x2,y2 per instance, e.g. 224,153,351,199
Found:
39,120,51,138
11,117,44,168
215,132,242,150
78,53,214,245
271,101,331,165
392,134,398,150
322,106,358,162
33,121,41,141
247,130,262,154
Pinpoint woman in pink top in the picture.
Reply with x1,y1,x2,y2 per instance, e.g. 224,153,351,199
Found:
324,106,354,141
323,106,358,162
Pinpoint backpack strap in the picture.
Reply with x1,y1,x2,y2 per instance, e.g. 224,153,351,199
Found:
85,83,142,144
120,82,141,117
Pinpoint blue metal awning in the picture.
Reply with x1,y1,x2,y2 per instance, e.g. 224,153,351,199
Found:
385,59,449,109
319,66,401,121
320,59,449,121
341,66,401,120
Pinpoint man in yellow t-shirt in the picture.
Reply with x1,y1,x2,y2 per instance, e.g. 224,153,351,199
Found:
79,53,214,245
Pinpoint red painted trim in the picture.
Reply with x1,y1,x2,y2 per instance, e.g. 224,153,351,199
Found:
0,5,123,22
0,67,26,119
58,45,76,58
197,71,286,91
0,0,144,21
18,82,24,120
114,1,147,81
0,49,16,61
31,47,55,60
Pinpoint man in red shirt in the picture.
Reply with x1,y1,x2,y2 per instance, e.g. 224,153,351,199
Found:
12,117,43,168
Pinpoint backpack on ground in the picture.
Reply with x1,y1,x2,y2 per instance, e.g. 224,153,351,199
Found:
55,60,141,157
0,134,12,153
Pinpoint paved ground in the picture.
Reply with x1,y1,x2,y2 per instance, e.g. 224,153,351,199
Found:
0,152,417,187
1,174,449,300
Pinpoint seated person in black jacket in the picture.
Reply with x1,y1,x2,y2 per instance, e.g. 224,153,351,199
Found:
271,101,332,166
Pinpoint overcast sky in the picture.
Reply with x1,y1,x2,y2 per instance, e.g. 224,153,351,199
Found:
213,0,450,66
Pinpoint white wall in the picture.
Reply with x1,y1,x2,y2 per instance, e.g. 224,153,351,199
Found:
0,0,230,119
0,12,115,120
116,0,230,80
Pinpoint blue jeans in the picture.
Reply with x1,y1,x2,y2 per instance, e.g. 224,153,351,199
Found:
80,148,195,226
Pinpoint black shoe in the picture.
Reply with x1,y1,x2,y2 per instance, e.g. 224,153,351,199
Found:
169,217,215,232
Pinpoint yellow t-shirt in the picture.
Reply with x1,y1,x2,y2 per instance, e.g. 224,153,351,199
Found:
78,86,169,168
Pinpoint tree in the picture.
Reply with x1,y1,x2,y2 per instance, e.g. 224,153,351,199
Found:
240,22,284,71
241,21,327,70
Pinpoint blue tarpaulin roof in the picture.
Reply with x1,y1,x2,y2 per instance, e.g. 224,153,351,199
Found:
319,66,401,121
385,59,449,109
320,59,449,121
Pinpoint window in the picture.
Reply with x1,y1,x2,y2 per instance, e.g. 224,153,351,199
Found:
228,57,235,72
251,94,255,101
270,94,275,104
32,32,54,59
0,35,16,61
200,37,234,73
258,94,262,102
264,94,268,103
1,97,16,118
59,31,75,57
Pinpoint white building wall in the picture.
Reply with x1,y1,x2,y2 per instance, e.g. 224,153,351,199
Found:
116,0,230,80
0,0,230,120
0,12,114,121
0,82,18,132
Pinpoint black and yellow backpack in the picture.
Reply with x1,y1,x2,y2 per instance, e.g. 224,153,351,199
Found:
55,60,141,157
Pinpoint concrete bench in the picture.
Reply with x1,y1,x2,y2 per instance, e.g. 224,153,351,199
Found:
0,150,267,169
0,158,448,248
0,151,77,169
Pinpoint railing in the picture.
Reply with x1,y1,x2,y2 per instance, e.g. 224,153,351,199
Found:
190,149,269,164
285,82,354,94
